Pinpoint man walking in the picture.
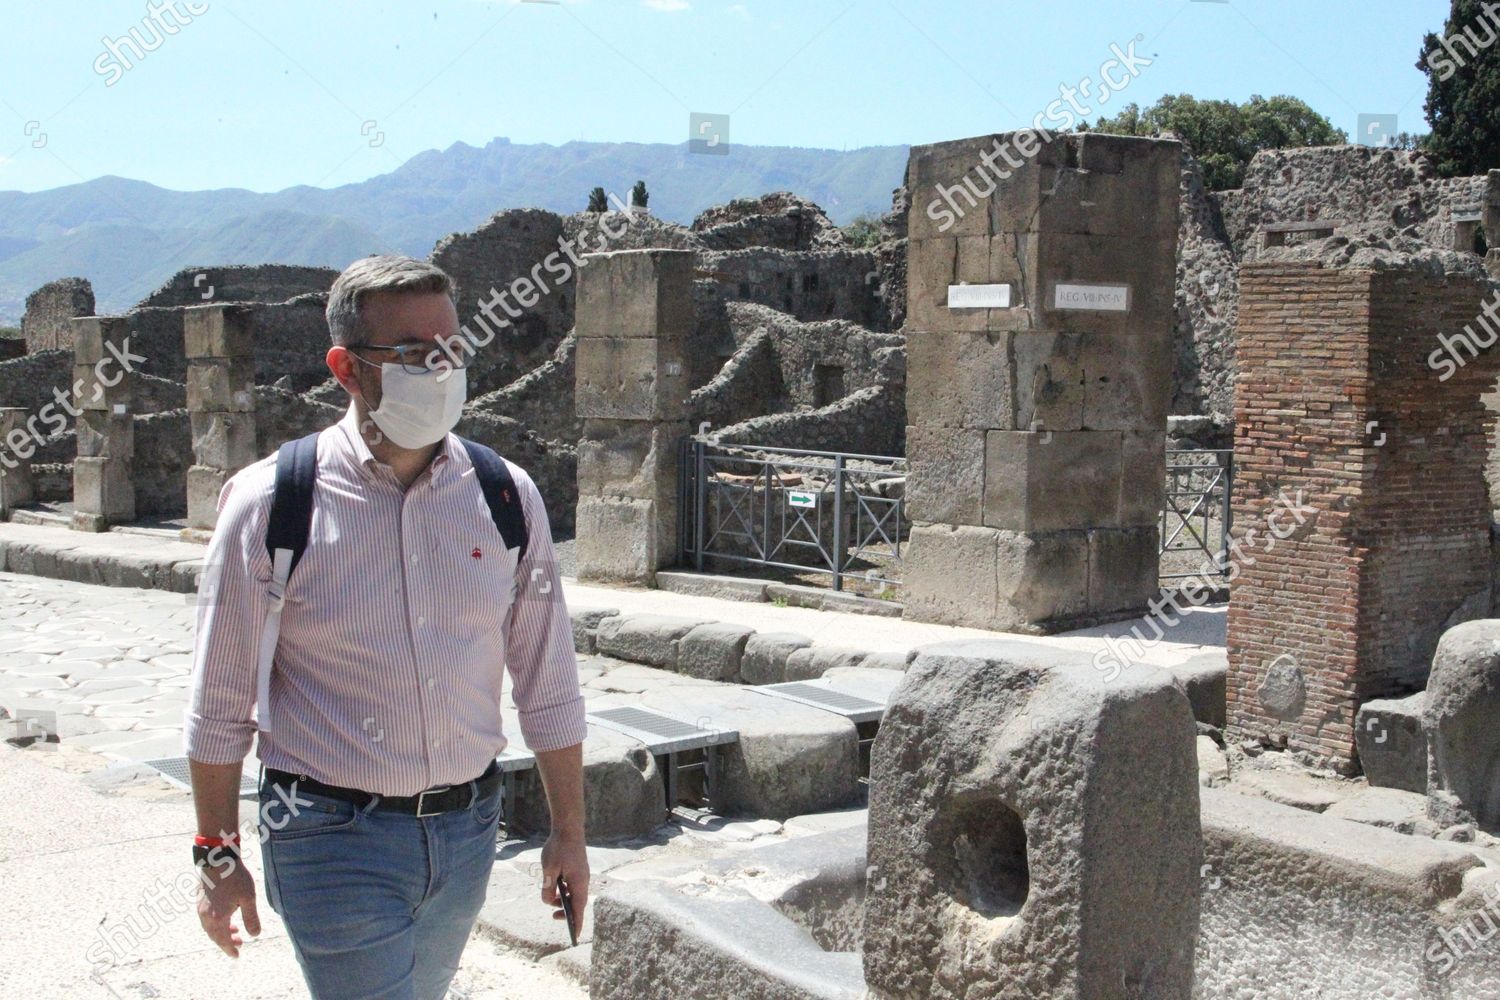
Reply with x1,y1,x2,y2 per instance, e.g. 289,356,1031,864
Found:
184,255,589,999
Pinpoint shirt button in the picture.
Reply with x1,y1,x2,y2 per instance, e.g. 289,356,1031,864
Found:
431,739,442,749
417,616,427,627
426,677,436,689
410,554,420,564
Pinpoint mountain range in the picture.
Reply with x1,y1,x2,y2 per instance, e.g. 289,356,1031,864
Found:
0,137,910,323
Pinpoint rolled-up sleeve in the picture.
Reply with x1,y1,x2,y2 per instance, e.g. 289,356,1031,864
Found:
183,464,274,764
504,467,588,752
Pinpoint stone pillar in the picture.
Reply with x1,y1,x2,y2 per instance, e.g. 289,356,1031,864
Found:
901,131,1180,633
0,408,37,517
573,249,692,583
1425,620,1500,834
864,641,1200,999
1227,262,1498,773
184,305,257,532
70,317,135,531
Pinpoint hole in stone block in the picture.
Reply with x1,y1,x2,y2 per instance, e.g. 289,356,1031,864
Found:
940,799,1029,919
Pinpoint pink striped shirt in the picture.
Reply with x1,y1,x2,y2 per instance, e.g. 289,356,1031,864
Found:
184,405,587,796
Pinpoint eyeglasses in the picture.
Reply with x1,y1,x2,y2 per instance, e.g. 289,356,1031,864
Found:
347,342,471,375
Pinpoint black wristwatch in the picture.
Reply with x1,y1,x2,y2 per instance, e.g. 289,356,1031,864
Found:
192,843,241,869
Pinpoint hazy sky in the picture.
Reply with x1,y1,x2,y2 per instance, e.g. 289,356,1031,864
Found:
0,0,1456,194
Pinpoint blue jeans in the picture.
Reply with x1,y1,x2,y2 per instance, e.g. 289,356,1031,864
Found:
259,777,502,1000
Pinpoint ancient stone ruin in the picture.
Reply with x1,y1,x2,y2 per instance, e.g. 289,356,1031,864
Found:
5,133,1500,1000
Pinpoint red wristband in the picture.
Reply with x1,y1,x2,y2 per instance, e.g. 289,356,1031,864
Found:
193,833,241,848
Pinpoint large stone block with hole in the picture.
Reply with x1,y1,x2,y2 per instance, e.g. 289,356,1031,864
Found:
575,336,689,421
575,248,694,341
183,303,254,359
504,720,665,839
1425,621,1500,832
864,641,1200,1000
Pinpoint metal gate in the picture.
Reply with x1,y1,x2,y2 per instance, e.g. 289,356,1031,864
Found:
1161,448,1233,581
679,438,907,592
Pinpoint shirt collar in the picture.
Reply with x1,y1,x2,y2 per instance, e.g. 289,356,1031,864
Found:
336,403,457,484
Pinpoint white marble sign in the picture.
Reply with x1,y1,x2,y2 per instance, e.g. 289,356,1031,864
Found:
1053,283,1131,312
947,283,1013,309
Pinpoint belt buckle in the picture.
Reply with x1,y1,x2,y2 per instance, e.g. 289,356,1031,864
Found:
415,784,452,818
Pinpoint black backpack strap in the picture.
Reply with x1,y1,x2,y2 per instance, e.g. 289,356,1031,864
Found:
266,432,322,579
459,437,529,560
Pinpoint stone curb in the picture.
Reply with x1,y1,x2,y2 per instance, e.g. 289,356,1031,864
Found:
575,607,916,684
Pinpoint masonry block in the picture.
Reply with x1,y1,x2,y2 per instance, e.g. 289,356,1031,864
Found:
576,419,685,501
183,304,254,359
984,430,1123,532
575,496,662,583
905,425,986,526
740,632,814,686
575,249,694,341
0,408,35,516
73,455,134,523
1357,692,1427,794
186,465,231,531
72,363,131,413
75,410,134,459
575,337,688,421
190,411,259,471
1120,430,1167,528
69,316,130,367
186,358,256,413
906,329,1014,430
677,622,756,682
902,523,1000,628
1087,526,1160,615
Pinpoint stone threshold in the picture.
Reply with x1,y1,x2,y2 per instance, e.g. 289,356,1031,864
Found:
654,570,904,618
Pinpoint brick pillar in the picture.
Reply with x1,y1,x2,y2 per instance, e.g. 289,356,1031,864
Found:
573,249,692,583
1227,262,1498,772
70,317,135,531
184,305,257,532
901,131,1180,633
0,408,36,517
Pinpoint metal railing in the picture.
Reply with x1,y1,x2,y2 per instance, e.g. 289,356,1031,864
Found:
679,439,1234,590
1161,448,1233,581
680,438,907,592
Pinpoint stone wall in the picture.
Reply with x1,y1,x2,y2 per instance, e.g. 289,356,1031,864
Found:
697,248,890,332
713,384,905,457
135,264,339,309
691,192,846,252
20,278,94,353
1226,261,1497,772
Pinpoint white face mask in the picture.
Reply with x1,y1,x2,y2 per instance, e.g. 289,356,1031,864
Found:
366,364,466,449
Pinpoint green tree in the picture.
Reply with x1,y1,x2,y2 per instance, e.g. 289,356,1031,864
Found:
842,213,884,248
1418,0,1500,176
1083,94,1347,190
587,186,608,212
631,180,649,209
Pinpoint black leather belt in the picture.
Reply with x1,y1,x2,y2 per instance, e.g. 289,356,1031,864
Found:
263,759,502,817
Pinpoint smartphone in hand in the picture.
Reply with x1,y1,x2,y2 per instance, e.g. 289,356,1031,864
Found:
556,874,578,946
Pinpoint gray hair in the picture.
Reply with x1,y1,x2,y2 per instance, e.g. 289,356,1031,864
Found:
326,255,456,346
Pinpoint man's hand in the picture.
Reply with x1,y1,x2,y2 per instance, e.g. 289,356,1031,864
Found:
197,861,261,957
540,832,590,937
